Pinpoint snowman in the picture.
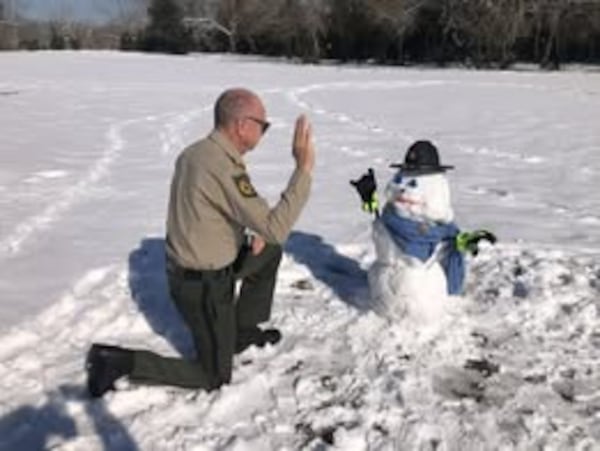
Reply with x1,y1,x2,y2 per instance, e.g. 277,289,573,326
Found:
351,140,495,322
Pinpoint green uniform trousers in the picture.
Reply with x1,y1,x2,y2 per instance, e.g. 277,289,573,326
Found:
130,243,283,390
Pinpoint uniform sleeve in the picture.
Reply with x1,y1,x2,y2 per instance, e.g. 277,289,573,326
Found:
221,168,312,244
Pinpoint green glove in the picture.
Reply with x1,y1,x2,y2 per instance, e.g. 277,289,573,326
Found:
362,192,379,214
456,230,497,256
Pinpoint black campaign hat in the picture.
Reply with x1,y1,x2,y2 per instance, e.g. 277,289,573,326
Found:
390,140,454,175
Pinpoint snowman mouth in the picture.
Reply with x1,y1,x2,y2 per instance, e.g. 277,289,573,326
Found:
395,194,422,206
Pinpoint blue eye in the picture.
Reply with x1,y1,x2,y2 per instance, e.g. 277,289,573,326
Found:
408,179,418,188
393,173,403,184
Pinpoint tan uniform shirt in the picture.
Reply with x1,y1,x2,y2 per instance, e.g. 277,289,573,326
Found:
166,130,312,270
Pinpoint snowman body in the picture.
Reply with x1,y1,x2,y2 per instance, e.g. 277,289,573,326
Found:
369,172,455,322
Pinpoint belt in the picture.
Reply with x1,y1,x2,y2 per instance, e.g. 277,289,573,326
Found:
181,267,205,280
166,257,232,280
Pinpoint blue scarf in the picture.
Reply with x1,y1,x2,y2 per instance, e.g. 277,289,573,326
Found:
380,208,465,295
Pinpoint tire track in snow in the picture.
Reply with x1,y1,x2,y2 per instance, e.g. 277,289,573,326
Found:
159,104,213,156
0,103,213,260
456,143,546,165
467,184,600,228
287,81,418,147
0,118,132,259
0,263,157,449
287,80,600,231
0,258,181,410
286,80,550,166
0,266,122,400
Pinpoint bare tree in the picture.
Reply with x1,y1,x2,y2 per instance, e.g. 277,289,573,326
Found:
528,0,575,68
291,0,328,61
442,0,527,67
366,0,428,63
198,0,271,53
214,0,254,52
180,0,219,17
251,0,326,60
584,0,600,60
181,0,234,51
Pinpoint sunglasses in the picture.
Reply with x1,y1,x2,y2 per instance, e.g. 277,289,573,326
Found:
245,116,271,134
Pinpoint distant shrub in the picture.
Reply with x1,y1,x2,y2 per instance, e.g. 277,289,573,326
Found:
49,27,65,50
119,31,136,51
137,0,192,55
19,39,40,50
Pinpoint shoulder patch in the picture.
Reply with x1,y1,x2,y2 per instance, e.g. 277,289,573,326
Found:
233,174,257,198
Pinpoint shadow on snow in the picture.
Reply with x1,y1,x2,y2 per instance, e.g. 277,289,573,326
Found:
0,385,139,451
127,237,194,358
127,234,371,350
285,231,370,311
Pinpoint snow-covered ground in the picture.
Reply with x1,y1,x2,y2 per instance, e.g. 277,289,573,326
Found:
1,51,599,450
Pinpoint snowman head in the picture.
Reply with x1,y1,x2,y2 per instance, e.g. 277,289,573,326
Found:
385,171,454,223
386,140,455,223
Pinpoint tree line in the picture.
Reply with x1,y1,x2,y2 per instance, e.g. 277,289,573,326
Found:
3,0,600,69
125,0,600,69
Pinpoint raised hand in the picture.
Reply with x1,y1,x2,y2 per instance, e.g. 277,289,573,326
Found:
292,115,315,173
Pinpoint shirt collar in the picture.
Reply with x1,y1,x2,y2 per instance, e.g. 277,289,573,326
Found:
209,130,246,170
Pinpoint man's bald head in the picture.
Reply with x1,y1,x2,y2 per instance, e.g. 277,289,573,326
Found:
214,88,262,129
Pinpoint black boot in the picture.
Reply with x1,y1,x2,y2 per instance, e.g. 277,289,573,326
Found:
86,344,134,398
235,327,282,354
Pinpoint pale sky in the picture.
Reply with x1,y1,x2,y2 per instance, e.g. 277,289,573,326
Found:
16,0,124,23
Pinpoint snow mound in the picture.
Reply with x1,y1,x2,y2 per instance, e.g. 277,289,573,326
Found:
0,243,598,449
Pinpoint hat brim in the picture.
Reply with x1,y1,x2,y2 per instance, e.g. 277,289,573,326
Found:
389,164,454,175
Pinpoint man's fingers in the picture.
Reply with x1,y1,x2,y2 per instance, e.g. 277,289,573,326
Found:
293,116,301,144
251,235,266,255
304,119,312,143
294,114,307,146
292,114,314,172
